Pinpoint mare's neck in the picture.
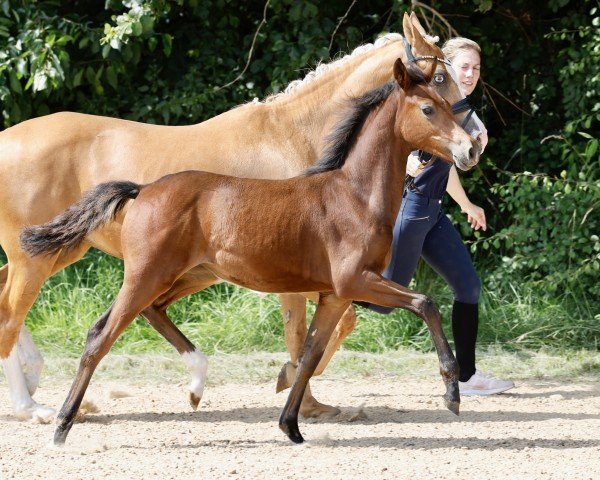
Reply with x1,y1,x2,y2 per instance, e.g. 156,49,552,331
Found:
340,90,411,228
267,41,406,154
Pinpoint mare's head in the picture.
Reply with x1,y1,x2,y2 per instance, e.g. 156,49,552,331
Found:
394,57,480,171
402,13,478,134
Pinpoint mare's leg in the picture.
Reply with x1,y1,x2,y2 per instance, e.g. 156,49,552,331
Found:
0,244,82,421
0,263,44,396
54,257,188,445
0,245,89,421
141,265,221,410
279,293,350,443
337,271,460,415
16,326,44,396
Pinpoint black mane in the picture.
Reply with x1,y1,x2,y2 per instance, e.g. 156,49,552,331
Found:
302,82,396,176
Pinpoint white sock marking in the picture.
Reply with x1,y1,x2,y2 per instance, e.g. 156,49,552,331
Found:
182,350,208,401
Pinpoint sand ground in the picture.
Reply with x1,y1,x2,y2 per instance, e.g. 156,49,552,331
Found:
0,352,598,480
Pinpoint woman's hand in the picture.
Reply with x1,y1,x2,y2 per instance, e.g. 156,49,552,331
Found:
406,152,424,177
462,202,487,231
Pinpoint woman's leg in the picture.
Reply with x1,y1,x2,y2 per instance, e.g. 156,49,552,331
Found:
421,212,514,394
420,212,480,381
366,198,436,314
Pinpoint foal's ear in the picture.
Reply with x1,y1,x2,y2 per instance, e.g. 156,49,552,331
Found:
394,58,412,91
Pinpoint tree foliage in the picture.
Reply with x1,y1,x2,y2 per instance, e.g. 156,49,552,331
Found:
0,0,598,303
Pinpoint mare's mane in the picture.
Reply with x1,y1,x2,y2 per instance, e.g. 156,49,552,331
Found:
262,33,404,104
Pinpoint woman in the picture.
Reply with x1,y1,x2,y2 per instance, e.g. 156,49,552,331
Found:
367,37,514,395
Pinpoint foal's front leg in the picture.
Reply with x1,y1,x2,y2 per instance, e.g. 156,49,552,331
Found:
338,270,460,415
279,293,350,443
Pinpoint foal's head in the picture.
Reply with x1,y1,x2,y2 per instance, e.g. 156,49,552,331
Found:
394,57,480,171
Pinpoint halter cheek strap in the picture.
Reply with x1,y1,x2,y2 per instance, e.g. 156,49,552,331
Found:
451,97,476,129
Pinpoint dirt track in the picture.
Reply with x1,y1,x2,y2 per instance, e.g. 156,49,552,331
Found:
1,369,599,480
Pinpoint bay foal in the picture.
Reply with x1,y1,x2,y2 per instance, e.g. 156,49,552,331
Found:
21,57,479,444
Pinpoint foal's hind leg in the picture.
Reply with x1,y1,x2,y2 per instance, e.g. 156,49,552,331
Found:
279,293,350,443
54,260,188,445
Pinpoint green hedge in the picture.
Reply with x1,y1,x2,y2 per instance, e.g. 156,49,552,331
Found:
0,1,598,348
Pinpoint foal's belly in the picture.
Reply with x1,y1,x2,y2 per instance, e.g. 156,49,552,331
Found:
203,253,333,294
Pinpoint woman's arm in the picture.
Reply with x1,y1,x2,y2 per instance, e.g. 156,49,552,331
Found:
447,165,487,231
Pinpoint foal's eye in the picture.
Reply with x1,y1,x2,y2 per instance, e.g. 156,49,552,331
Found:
433,73,445,84
422,106,434,116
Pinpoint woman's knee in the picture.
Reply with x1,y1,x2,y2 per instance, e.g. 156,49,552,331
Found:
455,274,481,304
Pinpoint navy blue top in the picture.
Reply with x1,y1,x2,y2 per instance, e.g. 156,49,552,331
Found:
406,152,452,200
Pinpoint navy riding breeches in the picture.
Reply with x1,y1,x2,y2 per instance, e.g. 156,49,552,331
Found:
368,190,481,314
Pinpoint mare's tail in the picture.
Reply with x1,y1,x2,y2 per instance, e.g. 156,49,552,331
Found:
20,181,141,256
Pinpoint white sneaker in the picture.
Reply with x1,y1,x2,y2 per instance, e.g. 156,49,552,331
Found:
459,369,515,396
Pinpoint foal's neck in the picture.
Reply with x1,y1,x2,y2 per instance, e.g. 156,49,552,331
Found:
341,91,410,227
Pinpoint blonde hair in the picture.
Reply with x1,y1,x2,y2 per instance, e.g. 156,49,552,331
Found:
442,37,481,61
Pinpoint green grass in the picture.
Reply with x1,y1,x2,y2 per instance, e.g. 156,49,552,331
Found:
3,250,598,357
21,348,600,386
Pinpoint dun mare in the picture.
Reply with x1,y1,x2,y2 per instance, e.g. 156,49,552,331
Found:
1,13,484,421
21,56,479,444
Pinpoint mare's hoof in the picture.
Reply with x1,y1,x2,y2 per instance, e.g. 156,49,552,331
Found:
276,361,296,393
15,402,56,424
300,401,340,419
188,391,201,411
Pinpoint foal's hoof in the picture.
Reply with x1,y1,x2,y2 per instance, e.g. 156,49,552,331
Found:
188,391,201,411
53,425,69,446
443,382,460,416
279,421,305,444
444,398,460,416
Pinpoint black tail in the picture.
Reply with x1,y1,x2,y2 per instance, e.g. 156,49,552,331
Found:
20,181,141,256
